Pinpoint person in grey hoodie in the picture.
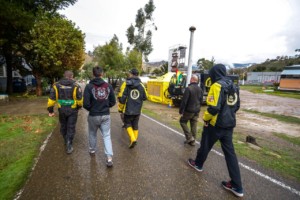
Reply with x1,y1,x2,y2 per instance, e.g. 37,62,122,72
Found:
83,66,116,167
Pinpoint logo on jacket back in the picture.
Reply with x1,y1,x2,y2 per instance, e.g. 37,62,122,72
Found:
92,84,109,101
227,93,238,106
130,89,140,100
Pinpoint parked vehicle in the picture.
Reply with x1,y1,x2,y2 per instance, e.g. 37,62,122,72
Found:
167,73,239,106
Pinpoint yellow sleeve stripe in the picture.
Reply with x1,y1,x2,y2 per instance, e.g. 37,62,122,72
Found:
118,82,126,98
118,103,125,112
72,86,83,108
203,110,213,121
203,82,221,124
140,83,149,99
54,85,58,101
47,85,58,108
47,98,56,107
206,83,221,106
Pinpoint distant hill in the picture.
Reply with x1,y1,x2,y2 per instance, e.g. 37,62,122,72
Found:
232,63,255,68
145,61,167,67
142,61,166,72
248,56,300,72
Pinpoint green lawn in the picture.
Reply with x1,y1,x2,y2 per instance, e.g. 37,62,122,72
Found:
240,85,300,99
0,115,57,200
243,109,300,125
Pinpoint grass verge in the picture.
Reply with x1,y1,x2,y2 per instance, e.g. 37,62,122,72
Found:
240,85,300,99
0,114,57,200
142,104,300,182
233,133,300,181
273,133,300,146
142,108,204,139
243,109,300,125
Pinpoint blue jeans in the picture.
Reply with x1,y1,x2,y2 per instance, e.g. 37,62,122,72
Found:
88,115,113,157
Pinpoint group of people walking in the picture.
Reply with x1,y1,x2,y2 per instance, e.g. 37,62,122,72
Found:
47,64,243,197
47,67,147,167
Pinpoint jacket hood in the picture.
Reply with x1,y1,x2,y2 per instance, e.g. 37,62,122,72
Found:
59,78,75,86
209,64,226,83
89,77,106,86
126,77,141,88
222,77,235,93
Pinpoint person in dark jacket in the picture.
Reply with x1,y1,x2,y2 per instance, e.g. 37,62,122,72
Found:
119,68,148,148
83,66,116,167
47,70,83,154
179,74,203,146
187,64,243,197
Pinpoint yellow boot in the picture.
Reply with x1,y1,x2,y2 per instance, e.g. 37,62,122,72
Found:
133,130,139,141
126,127,137,148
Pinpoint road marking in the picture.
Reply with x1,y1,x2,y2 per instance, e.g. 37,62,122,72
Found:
142,114,300,197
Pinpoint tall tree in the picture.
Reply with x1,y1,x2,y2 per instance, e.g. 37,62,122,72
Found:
0,0,77,94
24,14,84,96
126,0,156,62
81,62,96,81
93,35,125,89
196,57,215,73
125,49,143,71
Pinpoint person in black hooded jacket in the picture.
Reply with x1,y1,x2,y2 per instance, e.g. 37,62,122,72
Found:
187,64,244,197
83,66,116,167
119,68,148,148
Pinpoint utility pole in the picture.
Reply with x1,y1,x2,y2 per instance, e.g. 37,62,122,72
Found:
186,26,196,87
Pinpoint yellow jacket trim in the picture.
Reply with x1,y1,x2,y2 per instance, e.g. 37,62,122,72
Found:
47,85,59,108
72,86,77,108
73,85,83,108
47,83,83,109
118,82,126,98
118,82,126,112
203,82,221,126
140,83,149,100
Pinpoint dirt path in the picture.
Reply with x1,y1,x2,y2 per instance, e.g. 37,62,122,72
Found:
237,90,300,137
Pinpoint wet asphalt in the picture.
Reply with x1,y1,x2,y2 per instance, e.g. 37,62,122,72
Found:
19,107,300,200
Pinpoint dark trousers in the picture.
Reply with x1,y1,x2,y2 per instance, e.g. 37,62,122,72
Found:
58,108,78,144
180,112,199,140
124,114,140,130
195,124,242,189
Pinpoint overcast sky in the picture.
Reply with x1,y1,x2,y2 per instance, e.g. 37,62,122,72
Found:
59,0,300,66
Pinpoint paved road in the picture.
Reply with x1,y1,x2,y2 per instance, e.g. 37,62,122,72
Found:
19,107,300,199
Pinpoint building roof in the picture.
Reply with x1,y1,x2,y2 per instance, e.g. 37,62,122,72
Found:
281,65,300,75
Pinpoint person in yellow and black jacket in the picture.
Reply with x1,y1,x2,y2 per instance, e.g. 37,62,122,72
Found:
119,68,148,148
117,74,129,128
187,64,244,197
47,70,83,154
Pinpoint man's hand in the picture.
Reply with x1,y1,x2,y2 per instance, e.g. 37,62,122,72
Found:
49,112,55,117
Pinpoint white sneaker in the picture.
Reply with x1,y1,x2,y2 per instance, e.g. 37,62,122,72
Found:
89,150,96,155
106,157,113,167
